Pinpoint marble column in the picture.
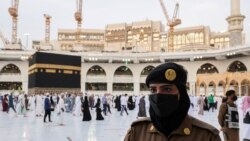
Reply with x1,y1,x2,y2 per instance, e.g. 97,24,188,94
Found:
238,84,242,96
189,81,196,96
107,82,113,94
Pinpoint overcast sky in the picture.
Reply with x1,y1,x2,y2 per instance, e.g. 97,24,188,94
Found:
0,0,249,49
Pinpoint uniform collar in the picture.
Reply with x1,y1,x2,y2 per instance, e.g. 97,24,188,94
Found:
148,115,192,136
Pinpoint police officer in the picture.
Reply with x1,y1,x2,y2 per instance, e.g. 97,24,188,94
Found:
124,62,221,141
218,90,239,141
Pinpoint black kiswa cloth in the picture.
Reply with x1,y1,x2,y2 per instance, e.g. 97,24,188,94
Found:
29,52,81,66
28,52,81,88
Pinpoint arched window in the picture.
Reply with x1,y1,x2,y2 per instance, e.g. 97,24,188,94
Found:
218,81,225,87
0,64,21,74
197,63,219,74
227,61,247,72
87,65,106,76
208,81,216,95
141,66,155,76
114,66,132,76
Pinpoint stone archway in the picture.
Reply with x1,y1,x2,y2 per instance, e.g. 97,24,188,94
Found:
113,66,133,92
241,79,250,96
208,81,216,96
229,80,239,96
196,63,219,96
218,80,226,96
0,64,23,92
86,65,107,91
199,82,207,96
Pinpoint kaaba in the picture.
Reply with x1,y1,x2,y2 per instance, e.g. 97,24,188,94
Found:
28,52,81,94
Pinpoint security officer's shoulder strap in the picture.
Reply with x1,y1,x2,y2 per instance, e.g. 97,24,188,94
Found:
131,117,151,127
221,103,227,107
191,116,220,135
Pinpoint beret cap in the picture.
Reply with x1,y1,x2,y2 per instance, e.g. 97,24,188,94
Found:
145,62,187,87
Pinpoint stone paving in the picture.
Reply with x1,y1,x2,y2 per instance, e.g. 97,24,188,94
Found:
0,102,246,141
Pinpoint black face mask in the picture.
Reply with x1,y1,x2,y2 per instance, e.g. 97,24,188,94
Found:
149,94,179,118
232,95,237,101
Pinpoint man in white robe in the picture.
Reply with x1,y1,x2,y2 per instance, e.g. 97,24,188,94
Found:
35,94,43,117
73,94,81,116
16,94,23,115
16,93,27,117
29,95,36,111
57,94,65,126
197,95,205,115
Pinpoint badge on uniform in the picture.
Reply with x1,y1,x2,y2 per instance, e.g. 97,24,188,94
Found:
165,69,176,81
184,128,190,135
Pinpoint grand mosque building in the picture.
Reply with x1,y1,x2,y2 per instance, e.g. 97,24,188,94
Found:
0,0,249,96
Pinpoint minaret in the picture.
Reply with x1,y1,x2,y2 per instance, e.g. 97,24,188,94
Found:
226,0,245,47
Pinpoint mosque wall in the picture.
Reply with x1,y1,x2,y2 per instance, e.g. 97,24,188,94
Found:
1,54,250,96
0,61,29,94
81,56,250,96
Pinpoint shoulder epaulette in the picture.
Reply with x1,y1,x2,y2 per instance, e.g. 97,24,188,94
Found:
131,117,151,127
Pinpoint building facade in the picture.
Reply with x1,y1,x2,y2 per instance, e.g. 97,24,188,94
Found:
31,0,245,52
32,21,244,53
1,45,250,96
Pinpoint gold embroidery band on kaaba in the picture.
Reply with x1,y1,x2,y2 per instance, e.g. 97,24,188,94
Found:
28,64,80,75
64,70,73,74
29,64,81,71
45,69,56,73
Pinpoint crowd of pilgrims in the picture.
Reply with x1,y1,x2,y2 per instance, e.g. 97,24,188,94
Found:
1,92,229,122
189,94,224,115
0,92,148,124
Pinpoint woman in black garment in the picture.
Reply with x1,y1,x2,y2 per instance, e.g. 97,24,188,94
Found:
82,96,91,121
94,98,104,120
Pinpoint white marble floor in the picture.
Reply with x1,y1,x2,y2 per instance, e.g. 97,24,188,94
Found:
0,106,246,141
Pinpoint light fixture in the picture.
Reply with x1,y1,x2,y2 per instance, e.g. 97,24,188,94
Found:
20,55,29,60
194,56,203,59
122,58,130,62
145,58,154,62
89,58,98,61
227,52,236,56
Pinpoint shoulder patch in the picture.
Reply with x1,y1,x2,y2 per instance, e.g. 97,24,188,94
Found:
131,117,151,127
191,117,220,135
